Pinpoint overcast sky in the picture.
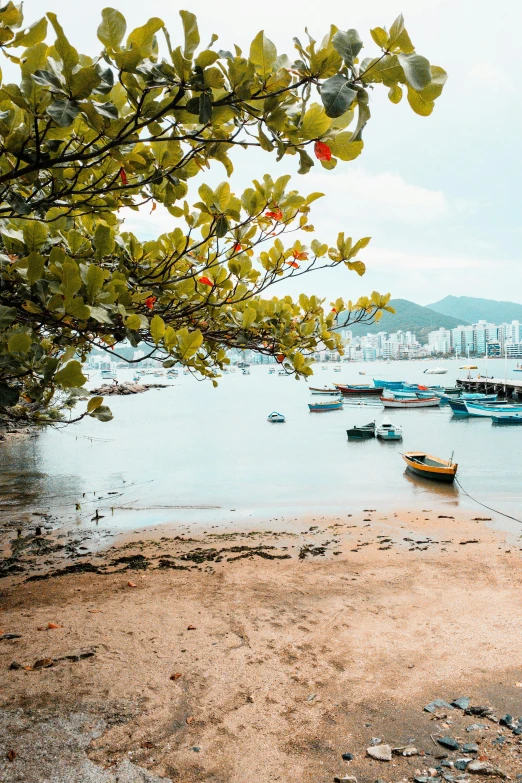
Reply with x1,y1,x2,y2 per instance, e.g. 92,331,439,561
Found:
17,0,522,306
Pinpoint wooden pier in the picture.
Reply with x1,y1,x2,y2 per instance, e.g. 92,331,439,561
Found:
456,377,522,399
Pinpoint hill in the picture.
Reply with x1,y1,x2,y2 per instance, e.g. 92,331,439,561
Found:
427,295,522,325
343,299,468,343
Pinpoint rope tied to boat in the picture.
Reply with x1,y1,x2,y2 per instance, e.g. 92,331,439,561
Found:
454,477,522,525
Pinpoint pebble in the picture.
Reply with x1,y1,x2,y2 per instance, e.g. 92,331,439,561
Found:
461,742,478,753
334,777,357,783
425,700,454,713
437,737,459,751
366,744,392,761
341,753,354,761
402,745,419,756
467,760,507,777
466,723,486,732
451,697,470,710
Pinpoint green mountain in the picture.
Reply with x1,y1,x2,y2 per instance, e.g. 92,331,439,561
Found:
343,298,468,343
427,295,522,325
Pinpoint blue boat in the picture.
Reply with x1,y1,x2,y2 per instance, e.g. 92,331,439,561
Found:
465,401,522,418
308,399,343,412
448,398,469,415
374,379,405,389
267,411,285,423
492,415,522,425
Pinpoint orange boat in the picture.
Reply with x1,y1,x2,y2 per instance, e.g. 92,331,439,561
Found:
402,452,458,484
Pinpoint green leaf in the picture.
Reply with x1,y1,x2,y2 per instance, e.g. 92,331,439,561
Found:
388,83,403,104
320,76,356,119
0,2,22,27
0,382,19,408
388,14,414,54
179,10,200,58
127,17,164,57
8,332,31,354
301,103,331,140
46,99,80,126
32,69,64,91
47,12,79,76
249,30,277,79
125,314,142,330
178,328,203,359
332,29,363,64
85,265,107,300
97,7,126,49
199,92,212,123
150,314,165,344
242,307,256,328
87,395,103,413
213,181,230,211
398,53,432,91
328,133,363,161
93,102,119,120
54,360,87,389
370,27,388,48
70,66,101,99
61,260,82,298
298,148,314,175
11,17,48,47
66,297,90,320
26,251,45,285
93,224,115,257
90,404,113,422
406,85,434,116
23,222,48,251
0,305,17,330
215,216,228,237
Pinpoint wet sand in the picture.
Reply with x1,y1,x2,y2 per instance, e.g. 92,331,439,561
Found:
1,510,522,782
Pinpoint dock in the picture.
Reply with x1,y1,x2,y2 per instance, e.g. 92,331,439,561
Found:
456,377,522,399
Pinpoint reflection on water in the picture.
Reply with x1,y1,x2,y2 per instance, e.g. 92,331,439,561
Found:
0,358,521,535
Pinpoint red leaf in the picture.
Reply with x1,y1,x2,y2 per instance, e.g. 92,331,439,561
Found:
331,308,337,313
293,250,309,260
314,141,332,161
198,277,213,287
145,296,156,310
286,260,299,268
234,243,242,252
265,208,283,221
119,167,128,185
276,354,284,363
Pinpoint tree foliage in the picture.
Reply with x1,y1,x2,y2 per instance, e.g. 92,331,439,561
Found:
0,3,446,422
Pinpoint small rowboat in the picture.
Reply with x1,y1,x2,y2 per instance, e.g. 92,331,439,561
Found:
381,396,440,408
309,385,341,395
376,417,403,441
267,411,285,423
347,421,375,439
308,399,343,412
492,415,522,424
403,452,458,484
335,384,384,396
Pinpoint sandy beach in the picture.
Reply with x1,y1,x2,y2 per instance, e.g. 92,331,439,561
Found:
1,510,522,782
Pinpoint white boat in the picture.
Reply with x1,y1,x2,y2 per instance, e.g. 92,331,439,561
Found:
308,385,341,395
423,367,448,375
101,369,116,380
267,411,285,423
465,401,522,419
333,366,341,372
381,396,440,408
376,417,403,441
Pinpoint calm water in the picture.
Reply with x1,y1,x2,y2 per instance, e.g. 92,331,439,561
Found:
1,358,521,535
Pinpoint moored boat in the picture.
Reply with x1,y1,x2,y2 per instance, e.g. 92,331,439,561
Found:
308,399,343,412
374,379,405,389
267,411,285,423
335,384,383,396
492,414,522,424
402,452,458,483
465,401,522,418
309,385,341,395
381,396,440,408
423,367,448,375
376,417,403,441
347,421,375,439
